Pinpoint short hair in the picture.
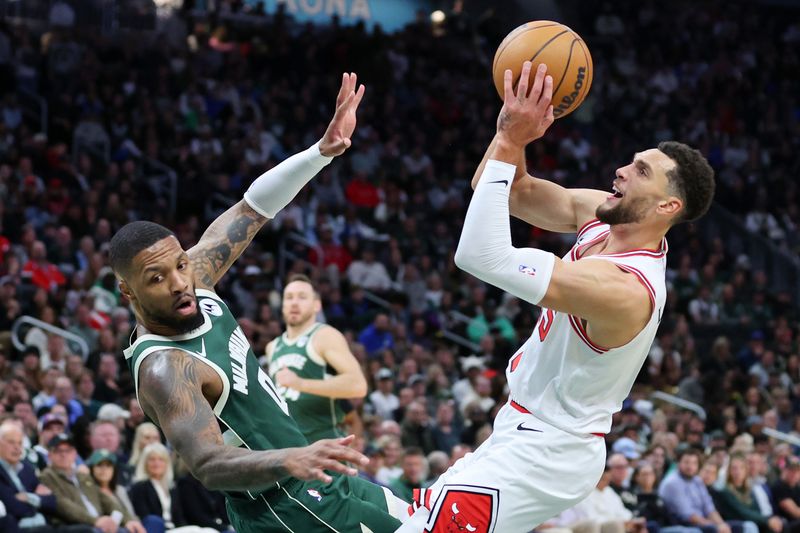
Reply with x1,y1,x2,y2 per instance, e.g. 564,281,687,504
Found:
109,221,175,277
403,446,425,459
657,141,715,224
285,273,319,297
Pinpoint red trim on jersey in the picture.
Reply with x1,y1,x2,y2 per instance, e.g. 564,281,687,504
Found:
568,315,608,354
591,433,605,437
510,400,530,414
614,264,656,313
510,351,523,372
574,231,611,260
577,218,603,239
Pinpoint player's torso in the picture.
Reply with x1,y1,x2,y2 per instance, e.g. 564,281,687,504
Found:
267,324,345,441
506,220,667,434
125,289,309,459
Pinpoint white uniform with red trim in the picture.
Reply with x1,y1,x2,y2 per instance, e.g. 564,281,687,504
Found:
508,218,667,435
396,219,667,533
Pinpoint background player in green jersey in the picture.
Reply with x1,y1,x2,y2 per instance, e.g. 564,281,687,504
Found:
267,274,368,443
108,74,407,532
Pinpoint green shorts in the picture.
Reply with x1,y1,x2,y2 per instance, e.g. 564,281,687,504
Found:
226,474,405,533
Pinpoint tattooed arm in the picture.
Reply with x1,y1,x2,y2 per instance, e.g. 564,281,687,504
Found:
188,200,266,290
187,74,365,290
137,349,369,490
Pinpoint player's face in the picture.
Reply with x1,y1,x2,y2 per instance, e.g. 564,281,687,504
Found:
282,281,320,327
124,236,203,334
596,148,679,226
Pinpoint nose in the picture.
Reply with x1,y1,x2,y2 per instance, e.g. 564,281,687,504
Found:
169,270,189,295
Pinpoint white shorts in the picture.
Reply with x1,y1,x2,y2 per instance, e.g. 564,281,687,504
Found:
395,401,606,533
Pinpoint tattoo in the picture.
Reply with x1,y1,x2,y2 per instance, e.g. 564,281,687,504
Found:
138,350,289,492
498,110,512,131
188,200,267,288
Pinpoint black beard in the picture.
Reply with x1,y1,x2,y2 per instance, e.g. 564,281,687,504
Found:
596,196,649,225
143,296,204,334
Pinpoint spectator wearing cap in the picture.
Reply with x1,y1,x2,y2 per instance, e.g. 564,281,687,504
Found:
358,313,395,358
39,433,145,533
400,400,436,455
87,450,137,523
771,457,800,523
0,420,56,532
369,368,399,420
30,415,66,472
388,447,427,503
659,448,734,533
88,421,132,487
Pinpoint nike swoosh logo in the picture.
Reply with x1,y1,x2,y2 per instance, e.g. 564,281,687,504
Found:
193,338,207,358
516,423,542,433
489,179,508,186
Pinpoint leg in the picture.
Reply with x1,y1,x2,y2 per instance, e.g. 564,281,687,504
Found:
139,515,166,533
599,521,626,533
398,404,606,532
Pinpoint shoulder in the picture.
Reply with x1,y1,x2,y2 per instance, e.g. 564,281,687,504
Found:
311,324,346,346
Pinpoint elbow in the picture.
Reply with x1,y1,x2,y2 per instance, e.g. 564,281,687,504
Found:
185,451,221,490
353,381,368,399
453,242,477,274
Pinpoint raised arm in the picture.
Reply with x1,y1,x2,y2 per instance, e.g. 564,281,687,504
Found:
471,135,606,234
455,62,651,347
188,73,365,289
137,349,368,490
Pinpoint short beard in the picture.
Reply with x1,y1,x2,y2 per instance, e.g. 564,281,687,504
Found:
142,295,204,334
596,196,649,226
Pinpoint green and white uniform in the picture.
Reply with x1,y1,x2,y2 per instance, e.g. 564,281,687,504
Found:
267,323,347,443
124,289,404,533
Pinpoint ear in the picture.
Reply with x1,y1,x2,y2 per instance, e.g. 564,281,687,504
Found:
657,195,683,218
118,279,135,302
314,298,322,313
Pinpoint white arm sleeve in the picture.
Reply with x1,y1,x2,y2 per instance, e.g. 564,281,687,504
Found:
454,159,556,305
243,141,333,219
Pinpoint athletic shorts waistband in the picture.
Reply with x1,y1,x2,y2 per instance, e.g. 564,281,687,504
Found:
508,399,605,438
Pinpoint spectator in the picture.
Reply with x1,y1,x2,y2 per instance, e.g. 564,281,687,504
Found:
346,246,392,292
358,446,386,487
128,443,217,533
388,447,427,503
358,314,394,358
713,454,783,533
127,423,162,471
771,457,800,523
369,368,399,420
45,377,83,426
375,436,403,486
86,449,142,530
0,420,56,532
400,401,436,455
659,448,734,533
29,414,66,472
22,241,65,293
39,433,145,533
88,421,131,487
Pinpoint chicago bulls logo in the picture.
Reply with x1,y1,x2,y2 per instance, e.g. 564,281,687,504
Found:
425,485,499,533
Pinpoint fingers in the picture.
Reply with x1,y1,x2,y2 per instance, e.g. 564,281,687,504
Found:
311,469,333,484
337,434,356,445
530,63,546,102
503,69,514,103
336,72,348,106
353,83,365,107
539,74,553,108
517,61,532,98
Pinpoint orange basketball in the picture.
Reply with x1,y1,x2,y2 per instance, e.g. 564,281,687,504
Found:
492,20,593,119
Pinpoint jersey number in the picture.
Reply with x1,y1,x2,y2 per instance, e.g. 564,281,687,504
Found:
538,309,556,342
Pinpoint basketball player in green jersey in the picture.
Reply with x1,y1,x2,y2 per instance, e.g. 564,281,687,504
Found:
267,274,367,443
109,74,407,532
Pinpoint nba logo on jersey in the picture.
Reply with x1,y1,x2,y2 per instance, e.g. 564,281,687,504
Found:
307,489,322,502
199,298,223,317
518,264,536,276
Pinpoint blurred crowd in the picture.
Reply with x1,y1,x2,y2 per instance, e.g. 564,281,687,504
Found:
0,0,798,531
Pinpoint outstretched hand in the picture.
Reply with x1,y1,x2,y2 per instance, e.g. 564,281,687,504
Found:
496,62,554,148
319,72,365,157
284,434,368,484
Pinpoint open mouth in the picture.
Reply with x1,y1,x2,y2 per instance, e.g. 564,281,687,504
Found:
608,184,624,200
174,296,197,316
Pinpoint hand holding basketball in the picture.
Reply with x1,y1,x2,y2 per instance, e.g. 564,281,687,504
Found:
496,62,554,147
319,72,365,157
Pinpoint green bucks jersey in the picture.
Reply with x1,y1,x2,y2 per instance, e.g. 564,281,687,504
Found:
124,289,308,499
267,323,346,443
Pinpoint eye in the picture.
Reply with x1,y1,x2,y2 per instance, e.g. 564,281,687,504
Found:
638,166,646,176
151,275,163,283
178,262,187,270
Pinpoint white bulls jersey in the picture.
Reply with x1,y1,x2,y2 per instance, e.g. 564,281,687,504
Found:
506,219,667,435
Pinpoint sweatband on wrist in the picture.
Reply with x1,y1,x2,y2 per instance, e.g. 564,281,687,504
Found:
454,159,555,305
243,141,333,219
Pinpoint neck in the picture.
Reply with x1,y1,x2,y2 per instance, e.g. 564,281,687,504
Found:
595,223,666,255
286,319,315,339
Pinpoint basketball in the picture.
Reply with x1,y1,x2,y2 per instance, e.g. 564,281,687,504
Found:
492,20,593,119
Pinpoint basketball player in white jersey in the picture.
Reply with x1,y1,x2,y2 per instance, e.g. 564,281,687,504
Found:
396,62,715,533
